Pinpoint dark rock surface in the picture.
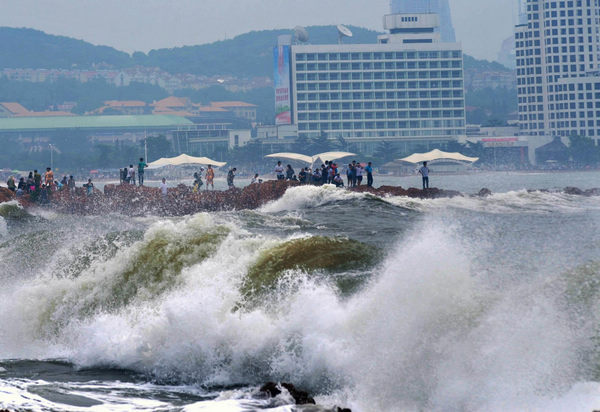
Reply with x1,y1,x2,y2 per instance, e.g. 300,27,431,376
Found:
0,187,15,203
351,184,462,198
259,381,316,405
477,188,492,197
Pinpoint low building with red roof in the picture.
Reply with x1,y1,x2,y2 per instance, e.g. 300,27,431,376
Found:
210,101,257,121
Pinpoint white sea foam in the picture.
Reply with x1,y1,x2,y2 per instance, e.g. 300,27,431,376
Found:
0,209,598,411
260,184,368,213
0,216,7,237
386,189,600,214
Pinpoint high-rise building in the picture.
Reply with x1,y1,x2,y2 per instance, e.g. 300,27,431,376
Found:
516,0,527,25
390,0,456,42
515,0,600,142
274,11,466,154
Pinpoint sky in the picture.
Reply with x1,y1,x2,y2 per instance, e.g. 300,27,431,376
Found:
0,0,515,61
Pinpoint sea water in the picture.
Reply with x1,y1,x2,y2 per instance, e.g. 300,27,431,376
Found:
1,171,600,411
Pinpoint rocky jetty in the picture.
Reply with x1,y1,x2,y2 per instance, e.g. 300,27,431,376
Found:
48,180,302,216
2,182,600,217
4,181,460,217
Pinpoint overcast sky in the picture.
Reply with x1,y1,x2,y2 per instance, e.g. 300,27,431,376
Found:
0,0,515,61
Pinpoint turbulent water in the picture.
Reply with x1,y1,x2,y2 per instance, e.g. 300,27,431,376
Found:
1,172,600,411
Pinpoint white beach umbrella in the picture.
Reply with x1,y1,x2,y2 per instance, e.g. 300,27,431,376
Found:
147,154,227,169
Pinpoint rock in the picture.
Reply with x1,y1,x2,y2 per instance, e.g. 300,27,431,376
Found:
477,188,492,197
259,382,281,398
281,383,315,405
564,186,584,195
584,188,600,196
0,187,15,203
46,179,302,217
351,184,460,199
337,408,352,412
258,382,316,405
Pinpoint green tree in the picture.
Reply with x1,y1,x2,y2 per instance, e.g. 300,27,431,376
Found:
373,141,397,164
291,135,310,154
569,135,600,165
306,131,333,154
145,135,173,161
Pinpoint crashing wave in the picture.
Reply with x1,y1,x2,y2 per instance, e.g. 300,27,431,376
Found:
0,200,31,220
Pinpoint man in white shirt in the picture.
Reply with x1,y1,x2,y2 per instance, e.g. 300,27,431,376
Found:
274,161,285,180
418,161,430,189
128,165,135,185
160,178,168,198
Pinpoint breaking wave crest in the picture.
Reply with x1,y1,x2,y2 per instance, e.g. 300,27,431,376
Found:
260,184,371,213
400,189,600,214
258,185,600,217
1,206,600,410
0,200,31,220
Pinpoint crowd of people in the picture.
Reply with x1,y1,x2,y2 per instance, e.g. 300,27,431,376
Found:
3,158,383,204
273,160,374,188
119,158,148,186
5,167,80,203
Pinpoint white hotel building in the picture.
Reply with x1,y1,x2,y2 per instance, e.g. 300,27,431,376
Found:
516,0,600,143
275,13,466,154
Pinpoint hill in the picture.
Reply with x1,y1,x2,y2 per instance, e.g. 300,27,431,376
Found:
0,27,131,69
133,26,382,77
0,26,511,77
463,54,511,72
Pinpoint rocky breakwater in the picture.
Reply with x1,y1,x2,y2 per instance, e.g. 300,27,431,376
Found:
48,180,303,216
350,184,462,198
47,181,464,216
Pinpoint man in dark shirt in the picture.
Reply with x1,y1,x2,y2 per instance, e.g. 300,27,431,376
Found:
227,168,236,188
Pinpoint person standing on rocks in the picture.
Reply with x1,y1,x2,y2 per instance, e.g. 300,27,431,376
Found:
68,175,76,194
206,165,215,190
365,161,374,187
419,161,430,190
356,163,363,186
44,167,54,188
6,176,16,192
275,161,285,180
34,170,42,191
83,178,94,196
137,158,147,186
285,164,295,180
160,178,168,199
227,168,236,188
128,165,135,185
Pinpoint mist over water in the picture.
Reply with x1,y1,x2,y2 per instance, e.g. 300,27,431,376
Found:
1,177,600,411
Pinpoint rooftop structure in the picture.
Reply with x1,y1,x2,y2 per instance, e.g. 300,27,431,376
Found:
389,0,456,42
0,102,74,118
0,114,193,132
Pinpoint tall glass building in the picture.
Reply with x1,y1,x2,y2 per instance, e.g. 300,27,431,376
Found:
515,0,600,141
390,0,456,42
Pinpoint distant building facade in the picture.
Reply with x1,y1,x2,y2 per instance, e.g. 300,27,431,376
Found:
516,0,600,144
389,0,456,42
210,101,257,122
172,123,251,160
276,10,466,154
